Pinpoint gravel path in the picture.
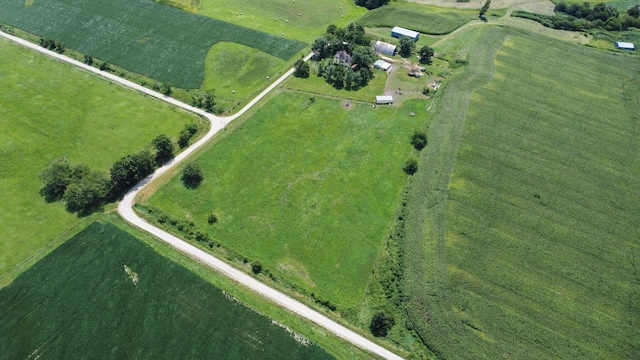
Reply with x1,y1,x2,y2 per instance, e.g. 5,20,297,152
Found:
0,30,403,360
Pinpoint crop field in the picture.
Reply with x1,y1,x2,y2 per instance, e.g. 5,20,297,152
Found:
0,37,199,284
0,0,306,89
144,92,422,310
405,27,640,358
198,0,366,43
0,221,333,359
358,3,480,35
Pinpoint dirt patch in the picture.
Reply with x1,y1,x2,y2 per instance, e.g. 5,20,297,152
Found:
123,265,139,285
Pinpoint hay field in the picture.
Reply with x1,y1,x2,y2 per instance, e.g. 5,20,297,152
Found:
404,25,640,358
0,37,198,284
144,92,423,310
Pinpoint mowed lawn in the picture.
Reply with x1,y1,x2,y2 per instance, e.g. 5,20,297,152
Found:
0,221,332,360
444,33,640,358
146,92,421,308
198,0,367,43
0,0,306,88
0,38,198,282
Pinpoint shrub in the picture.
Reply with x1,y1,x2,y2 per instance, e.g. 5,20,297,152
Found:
181,162,203,188
403,159,418,175
411,132,428,151
207,211,218,224
251,261,263,274
369,311,395,337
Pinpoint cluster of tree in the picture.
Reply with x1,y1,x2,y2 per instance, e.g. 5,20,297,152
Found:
39,159,108,214
516,3,640,32
479,0,492,17
355,0,389,10
293,59,310,78
40,134,178,214
312,24,377,90
191,91,216,113
178,122,199,148
419,45,435,64
39,38,64,54
398,36,416,58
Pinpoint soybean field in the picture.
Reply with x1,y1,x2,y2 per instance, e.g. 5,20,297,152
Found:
0,0,306,88
0,222,333,360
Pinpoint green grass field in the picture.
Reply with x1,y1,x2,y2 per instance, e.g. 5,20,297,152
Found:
0,221,333,359
0,0,306,89
0,37,200,284
358,3,479,35
403,25,640,358
198,0,367,43
144,92,422,310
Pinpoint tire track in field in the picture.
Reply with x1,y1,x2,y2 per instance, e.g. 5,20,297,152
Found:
0,30,404,360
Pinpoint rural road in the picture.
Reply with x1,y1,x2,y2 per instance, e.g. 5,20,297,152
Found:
0,30,404,360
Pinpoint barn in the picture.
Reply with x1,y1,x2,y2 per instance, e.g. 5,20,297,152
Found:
374,59,392,71
376,95,393,104
615,42,635,50
391,26,419,42
374,41,397,56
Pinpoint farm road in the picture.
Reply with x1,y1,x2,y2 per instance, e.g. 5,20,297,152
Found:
0,30,403,360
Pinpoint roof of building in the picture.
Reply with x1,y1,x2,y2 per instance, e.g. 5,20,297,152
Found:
616,42,635,50
391,26,419,39
376,95,393,102
374,60,391,70
374,41,397,55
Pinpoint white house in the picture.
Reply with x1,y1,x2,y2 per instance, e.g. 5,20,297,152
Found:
374,59,391,71
376,95,393,104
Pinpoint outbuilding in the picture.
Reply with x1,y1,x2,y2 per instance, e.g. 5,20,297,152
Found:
391,26,419,42
376,95,393,104
374,59,392,71
374,41,397,56
615,42,635,50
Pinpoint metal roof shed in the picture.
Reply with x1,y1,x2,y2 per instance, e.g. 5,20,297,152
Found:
374,41,397,56
391,26,419,41
616,42,635,50
376,95,393,104
374,60,391,71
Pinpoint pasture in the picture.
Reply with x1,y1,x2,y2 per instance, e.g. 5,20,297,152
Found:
0,0,306,89
198,0,367,43
358,3,479,35
0,37,200,284
0,221,333,360
405,26,640,358
144,92,421,310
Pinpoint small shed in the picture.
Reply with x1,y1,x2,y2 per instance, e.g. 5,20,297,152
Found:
615,42,635,50
376,95,393,104
374,41,397,56
391,26,419,42
374,59,391,71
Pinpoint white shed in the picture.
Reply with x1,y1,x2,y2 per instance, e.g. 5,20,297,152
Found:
374,60,391,71
615,42,635,50
376,95,393,104
374,41,397,56
391,26,419,41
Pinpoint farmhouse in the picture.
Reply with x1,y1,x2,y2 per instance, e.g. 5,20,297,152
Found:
376,95,393,104
374,41,397,56
374,59,391,71
391,26,419,42
615,42,635,50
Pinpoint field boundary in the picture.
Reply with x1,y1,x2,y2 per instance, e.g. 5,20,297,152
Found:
0,29,403,360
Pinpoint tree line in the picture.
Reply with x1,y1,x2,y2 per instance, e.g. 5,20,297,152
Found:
39,123,201,215
514,3,640,32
